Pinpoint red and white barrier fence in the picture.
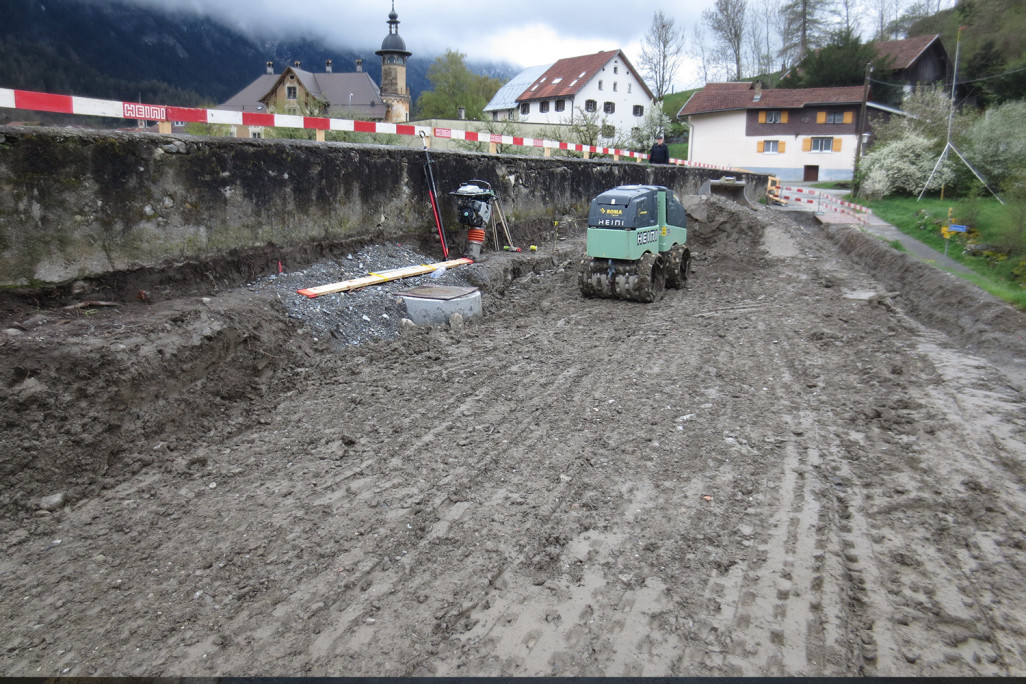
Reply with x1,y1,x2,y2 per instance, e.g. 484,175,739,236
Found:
779,185,872,223
1,86,742,172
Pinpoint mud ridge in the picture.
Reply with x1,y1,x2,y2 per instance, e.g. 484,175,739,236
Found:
818,223,1026,365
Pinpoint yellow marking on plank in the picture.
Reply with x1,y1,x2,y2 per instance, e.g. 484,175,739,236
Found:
296,258,473,298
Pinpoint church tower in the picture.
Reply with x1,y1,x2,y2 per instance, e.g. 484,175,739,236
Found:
375,2,412,123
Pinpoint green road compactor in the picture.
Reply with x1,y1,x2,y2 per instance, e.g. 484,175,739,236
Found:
577,184,690,302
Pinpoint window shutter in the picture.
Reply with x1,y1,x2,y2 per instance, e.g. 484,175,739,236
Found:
757,141,765,153
758,111,767,123
832,138,842,152
778,140,786,153
781,111,789,123
816,111,826,124
843,111,854,124
803,138,812,152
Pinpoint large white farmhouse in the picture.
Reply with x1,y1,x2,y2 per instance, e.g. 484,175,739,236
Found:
678,82,898,182
485,50,654,141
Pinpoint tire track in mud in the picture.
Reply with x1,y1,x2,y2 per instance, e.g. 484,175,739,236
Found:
168,293,667,675
633,217,1024,677
425,292,708,676
664,240,857,676
841,333,1026,676
425,235,826,675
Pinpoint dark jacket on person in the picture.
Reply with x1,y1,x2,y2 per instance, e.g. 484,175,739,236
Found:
649,142,669,164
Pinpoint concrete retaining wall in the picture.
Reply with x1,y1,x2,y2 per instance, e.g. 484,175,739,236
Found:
0,126,765,287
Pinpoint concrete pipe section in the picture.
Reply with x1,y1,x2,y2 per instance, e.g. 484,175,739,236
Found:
398,285,482,325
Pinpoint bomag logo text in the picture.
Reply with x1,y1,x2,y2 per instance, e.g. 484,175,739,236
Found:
600,207,624,216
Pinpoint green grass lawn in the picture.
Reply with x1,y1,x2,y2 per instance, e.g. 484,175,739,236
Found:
668,143,688,160
861,195,1026,309
812,181,851,191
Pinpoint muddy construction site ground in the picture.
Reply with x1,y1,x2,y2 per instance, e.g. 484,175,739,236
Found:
3,196,1026,677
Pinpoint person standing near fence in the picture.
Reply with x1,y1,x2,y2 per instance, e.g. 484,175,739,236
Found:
649,133,669,164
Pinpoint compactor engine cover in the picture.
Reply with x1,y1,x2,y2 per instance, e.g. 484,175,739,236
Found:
585,185,687,261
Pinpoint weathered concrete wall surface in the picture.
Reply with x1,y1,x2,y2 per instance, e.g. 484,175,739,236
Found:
0,126,765,287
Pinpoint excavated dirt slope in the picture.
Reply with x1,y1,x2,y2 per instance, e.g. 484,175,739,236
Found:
2,197,1026,677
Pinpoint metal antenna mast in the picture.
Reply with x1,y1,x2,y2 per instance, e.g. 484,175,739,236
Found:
918,27,1004,204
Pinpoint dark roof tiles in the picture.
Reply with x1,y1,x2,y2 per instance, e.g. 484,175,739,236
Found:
678,82,865,117
872,34,942,70
221,67,385,118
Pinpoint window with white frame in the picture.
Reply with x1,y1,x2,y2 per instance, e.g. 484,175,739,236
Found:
826,112,844,123
811,136,833,151
286,86,297,100
763,140,779,153
766,111,781,123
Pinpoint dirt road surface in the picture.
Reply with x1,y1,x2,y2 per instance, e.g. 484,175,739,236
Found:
2,197,1026,677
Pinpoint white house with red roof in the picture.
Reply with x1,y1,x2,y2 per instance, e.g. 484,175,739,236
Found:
485,50,654,141
677,81,899,182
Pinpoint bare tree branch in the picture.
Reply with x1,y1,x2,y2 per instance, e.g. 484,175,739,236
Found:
703,0,749,81
639,10,688,100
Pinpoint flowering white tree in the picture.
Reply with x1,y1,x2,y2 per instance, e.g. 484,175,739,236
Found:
858,133,956,199
965,101,1026,192
630,106,673,152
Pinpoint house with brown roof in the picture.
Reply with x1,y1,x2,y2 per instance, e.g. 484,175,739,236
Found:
677,81,898,182
489,50,654,141
219,5,411,137
221,60,387,126
873,34,950,90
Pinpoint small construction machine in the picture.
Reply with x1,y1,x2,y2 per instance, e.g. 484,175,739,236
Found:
578,184,690,302
450,181,495,259
450,180,518,258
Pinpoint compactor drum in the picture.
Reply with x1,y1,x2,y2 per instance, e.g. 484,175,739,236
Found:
578,185,690,302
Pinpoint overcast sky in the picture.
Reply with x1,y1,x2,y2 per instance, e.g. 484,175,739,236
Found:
119,0,721,90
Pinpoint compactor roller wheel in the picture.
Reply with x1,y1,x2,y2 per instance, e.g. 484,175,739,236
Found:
578,257,597,298
578,254,666,302
636,252,665,303
664,246,682,289
665,245,692,289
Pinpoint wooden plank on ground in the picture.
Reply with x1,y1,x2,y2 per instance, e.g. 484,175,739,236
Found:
296,258,473,298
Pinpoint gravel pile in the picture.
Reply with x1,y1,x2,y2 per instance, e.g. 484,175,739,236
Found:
246,243,480,348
